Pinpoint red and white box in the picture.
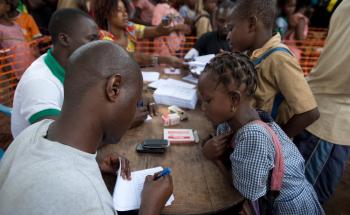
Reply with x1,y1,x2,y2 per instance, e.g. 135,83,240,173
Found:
164,129,197,144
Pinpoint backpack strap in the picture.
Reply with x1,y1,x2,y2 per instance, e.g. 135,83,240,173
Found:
252,47,293,66
254,121,285,192
254,120,285,215
271,93,284,120
252,47,293,120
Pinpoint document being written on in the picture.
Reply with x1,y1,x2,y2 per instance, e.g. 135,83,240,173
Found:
113,166,175,211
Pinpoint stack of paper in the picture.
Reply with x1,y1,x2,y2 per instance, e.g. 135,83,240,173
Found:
113,167,175,211
148,78,196,90
142,71,160,82
153,85,197,109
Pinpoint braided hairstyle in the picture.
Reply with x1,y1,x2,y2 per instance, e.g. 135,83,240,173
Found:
202,52,258,97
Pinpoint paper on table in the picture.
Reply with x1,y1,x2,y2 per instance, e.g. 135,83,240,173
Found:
142,71,160,82
148,78,196,89
148,79,167,89
194,54,215,64
113,166,175,211
164,68,181,75
182,74,198,84
154,85,197,109
188,54,215,76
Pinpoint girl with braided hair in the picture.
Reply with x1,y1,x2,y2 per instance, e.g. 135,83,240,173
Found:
198,52,324,214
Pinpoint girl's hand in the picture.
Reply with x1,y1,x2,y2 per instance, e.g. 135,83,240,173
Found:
202,133,233,161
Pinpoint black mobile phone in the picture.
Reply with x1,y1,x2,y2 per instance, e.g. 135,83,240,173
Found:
136,143,166,153
136,139,169,153
143,139,169,148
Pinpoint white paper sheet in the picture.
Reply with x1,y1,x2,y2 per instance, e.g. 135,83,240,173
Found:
113,167,175,211
142,71,160,82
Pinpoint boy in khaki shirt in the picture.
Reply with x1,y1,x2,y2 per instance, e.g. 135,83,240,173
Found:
294,0,350,204
226,0,319,138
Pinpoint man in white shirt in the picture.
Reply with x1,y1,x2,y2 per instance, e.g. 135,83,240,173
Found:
11,8,99,137
0,41,173,215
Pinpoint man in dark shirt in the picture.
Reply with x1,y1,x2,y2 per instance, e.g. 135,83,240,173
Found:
185,1,235,59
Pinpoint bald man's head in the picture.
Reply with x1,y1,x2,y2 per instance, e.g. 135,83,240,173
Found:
64,41,142,143
66,41,141,101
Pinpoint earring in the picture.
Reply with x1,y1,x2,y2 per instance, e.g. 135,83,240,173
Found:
231,106,236,113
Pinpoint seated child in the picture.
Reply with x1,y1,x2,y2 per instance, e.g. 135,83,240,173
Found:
198,52,324,214
276,0,310,60
194,0,217,38
285,1,310,41
276,0,295,37
227,0,319,138
277,0,309,40
0,0,35,79
179,0,197,25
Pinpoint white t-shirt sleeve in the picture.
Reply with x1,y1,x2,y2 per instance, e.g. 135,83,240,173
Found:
20,78,62,124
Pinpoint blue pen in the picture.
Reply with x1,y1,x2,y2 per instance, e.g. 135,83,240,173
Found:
154,168,172,180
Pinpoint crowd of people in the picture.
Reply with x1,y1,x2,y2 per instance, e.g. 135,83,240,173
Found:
0,0,349,214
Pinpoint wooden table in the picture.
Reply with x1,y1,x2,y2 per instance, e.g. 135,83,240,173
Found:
102,69,243,215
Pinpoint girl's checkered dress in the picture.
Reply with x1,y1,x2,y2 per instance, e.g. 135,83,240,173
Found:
217,111,324,214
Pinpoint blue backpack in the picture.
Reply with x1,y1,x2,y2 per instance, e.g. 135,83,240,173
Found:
252,47,293,120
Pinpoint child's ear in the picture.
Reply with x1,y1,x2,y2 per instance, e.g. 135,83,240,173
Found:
229,90,241,107
105,74,122,102
58,33,70,47
248,15,258,33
